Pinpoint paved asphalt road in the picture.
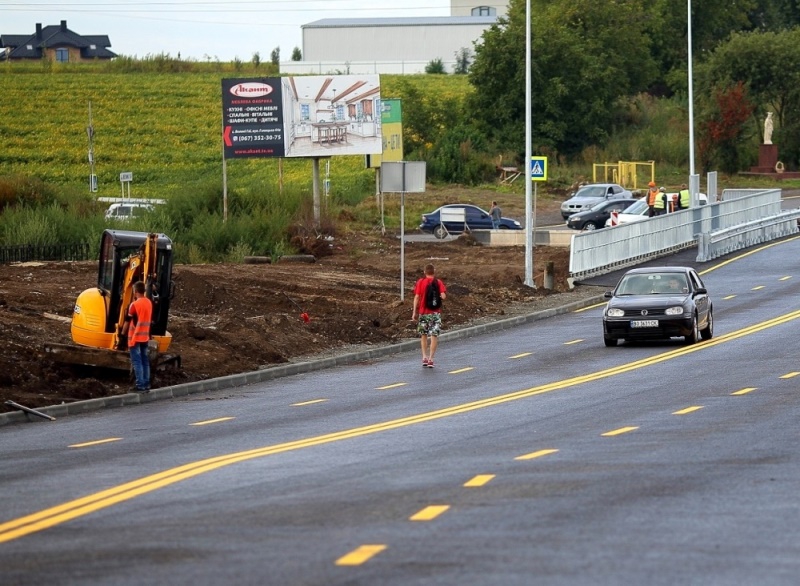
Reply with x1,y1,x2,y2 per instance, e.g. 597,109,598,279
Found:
2,236,800,584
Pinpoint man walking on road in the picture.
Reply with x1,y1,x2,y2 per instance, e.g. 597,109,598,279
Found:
490,201,502,229
412,264,447,368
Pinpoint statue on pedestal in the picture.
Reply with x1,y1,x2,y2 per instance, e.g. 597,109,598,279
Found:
764,111,774,145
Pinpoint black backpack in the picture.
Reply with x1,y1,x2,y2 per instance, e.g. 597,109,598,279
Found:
425,278,442,310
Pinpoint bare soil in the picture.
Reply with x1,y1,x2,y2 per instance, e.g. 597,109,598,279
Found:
0,195,599,413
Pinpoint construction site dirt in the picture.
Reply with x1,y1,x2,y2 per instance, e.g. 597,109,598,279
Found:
0,201,601,414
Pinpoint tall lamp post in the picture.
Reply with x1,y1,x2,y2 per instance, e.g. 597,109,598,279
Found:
524,0,534,288
687,0,697,205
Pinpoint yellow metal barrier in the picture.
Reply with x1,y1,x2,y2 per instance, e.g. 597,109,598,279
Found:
593,161,655,191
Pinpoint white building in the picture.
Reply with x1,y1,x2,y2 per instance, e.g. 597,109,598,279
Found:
280,2,509,75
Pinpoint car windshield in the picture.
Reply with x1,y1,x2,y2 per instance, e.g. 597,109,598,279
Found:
623,199,648,215
617,273,688,295
589,200,615,212
574,186,607,198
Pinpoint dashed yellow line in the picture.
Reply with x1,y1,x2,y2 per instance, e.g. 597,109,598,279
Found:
673,406,703,415
335,544,386,566
191,417,234,426
375,383,407,390
752,285,766,291
723,295,736,300
515,449,559,461
731,387,757,396
779,372,799,379
779,276,792,281
509,352,533,359
602,426,639,437
564,339,584,345
291,399,328,406
410,505,450,521
449,367,474,374
574,302,606,313
464,474,495,487
68,438,122,449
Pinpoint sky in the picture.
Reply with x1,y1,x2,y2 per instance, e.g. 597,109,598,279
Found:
1,1,452,62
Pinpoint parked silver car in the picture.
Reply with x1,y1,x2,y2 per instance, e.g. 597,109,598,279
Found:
560,183,633,219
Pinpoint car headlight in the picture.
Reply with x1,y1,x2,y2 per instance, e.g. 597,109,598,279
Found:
665,306,685,315
513,220,521,226
606,308,624,317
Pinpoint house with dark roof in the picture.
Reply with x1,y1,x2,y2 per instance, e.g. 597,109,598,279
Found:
0,20,116,62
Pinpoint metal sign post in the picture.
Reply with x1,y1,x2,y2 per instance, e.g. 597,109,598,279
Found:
380,161,426,300
528,156,548,288
119,172,133,199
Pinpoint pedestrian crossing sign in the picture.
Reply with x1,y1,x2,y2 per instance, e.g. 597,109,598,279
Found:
530,156,548,181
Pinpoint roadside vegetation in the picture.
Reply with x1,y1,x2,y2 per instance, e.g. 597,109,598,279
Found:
2,0,800,261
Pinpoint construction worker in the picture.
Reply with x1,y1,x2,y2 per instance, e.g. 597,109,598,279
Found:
677,184,690,210
646,181,659,217
653,186,667,216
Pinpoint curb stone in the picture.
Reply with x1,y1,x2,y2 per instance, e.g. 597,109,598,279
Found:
0,294,606,428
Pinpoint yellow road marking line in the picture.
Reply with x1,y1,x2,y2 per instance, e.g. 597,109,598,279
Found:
515,449,559,461
564,339,583,345
509,352,533,359
190,417,234,426
752,285,765,291
779,372,799,379
602,426,639,437
410,505,450,521
673,406,703,415
335,544,386,566
4,308,800,544
731,387,757,396
723,295,736,300
68,438,122,449
779,276,792,281
574,301,606,313
375,383,407,390
449,367,474,374
291,399,327,406
464,474,495,487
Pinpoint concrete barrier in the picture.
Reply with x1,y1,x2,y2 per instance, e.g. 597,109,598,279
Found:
471,229,572,247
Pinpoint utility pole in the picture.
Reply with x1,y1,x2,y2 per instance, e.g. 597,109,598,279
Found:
87,101,97,193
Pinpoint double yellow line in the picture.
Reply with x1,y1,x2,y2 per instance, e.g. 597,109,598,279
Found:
2,308,800,545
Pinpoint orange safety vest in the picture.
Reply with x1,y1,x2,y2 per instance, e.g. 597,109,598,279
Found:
647,188,659,206
128,296,153,347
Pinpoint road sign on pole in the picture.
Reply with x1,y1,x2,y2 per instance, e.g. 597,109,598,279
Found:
530,156,548,181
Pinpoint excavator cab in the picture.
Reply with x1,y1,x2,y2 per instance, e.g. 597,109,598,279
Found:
71,230,174,353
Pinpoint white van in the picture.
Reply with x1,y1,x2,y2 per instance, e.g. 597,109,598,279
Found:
104,202,155,221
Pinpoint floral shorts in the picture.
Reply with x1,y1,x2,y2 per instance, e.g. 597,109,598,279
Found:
417,313,443,337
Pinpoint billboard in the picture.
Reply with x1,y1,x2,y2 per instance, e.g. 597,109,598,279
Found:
222,75,383,159
367,98,403,169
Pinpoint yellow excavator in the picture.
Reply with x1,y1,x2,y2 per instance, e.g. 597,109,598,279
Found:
45,229,179,370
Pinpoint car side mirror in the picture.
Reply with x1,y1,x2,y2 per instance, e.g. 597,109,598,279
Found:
604,291,613,299
695,287,707,295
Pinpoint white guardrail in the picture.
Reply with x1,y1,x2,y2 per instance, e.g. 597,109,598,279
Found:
569,189,797,279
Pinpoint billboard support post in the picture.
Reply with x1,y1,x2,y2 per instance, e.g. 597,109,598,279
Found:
312,158,321,227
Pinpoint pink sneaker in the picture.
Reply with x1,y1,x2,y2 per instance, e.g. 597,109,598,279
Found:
427,360,435,369
422,358,430,367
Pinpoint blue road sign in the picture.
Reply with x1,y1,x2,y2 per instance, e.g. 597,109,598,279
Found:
530,156,548,181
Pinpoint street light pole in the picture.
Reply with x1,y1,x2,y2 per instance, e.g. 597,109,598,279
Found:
524,0,535,288
687,0,697,205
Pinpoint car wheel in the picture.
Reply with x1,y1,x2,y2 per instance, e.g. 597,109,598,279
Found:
604,335,618,347
433,224,447,239
582,222,598,231
700,308,714,340
498,225,509,230
685,313,700,344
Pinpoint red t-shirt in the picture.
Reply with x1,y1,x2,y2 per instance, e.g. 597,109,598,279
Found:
414,276,446,314
127,296,153,347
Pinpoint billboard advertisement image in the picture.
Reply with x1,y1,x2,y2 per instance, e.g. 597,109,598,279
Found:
222,75,382,159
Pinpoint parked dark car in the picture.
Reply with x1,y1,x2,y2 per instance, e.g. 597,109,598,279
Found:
602,266,713,346
566,198,638,231
420,204,522,239
560,183,634,219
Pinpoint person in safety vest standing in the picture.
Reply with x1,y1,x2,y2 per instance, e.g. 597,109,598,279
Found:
121,281,153,392
646,181,659,217
677,184,690,210
653,187,667,216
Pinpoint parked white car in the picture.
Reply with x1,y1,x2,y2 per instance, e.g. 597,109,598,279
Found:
604,193,708,227
104,202,155,221
561,183,634,219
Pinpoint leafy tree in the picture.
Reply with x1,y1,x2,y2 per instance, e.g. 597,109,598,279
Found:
467,0,657,157
453,47,472,74
426,124,495,183
252,51,261,69
425,58,446,74
697,82,755,173
270,47,280,65
291,47,302,61
700,28,800,167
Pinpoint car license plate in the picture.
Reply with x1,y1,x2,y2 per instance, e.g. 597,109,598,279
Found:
630,320,658,328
